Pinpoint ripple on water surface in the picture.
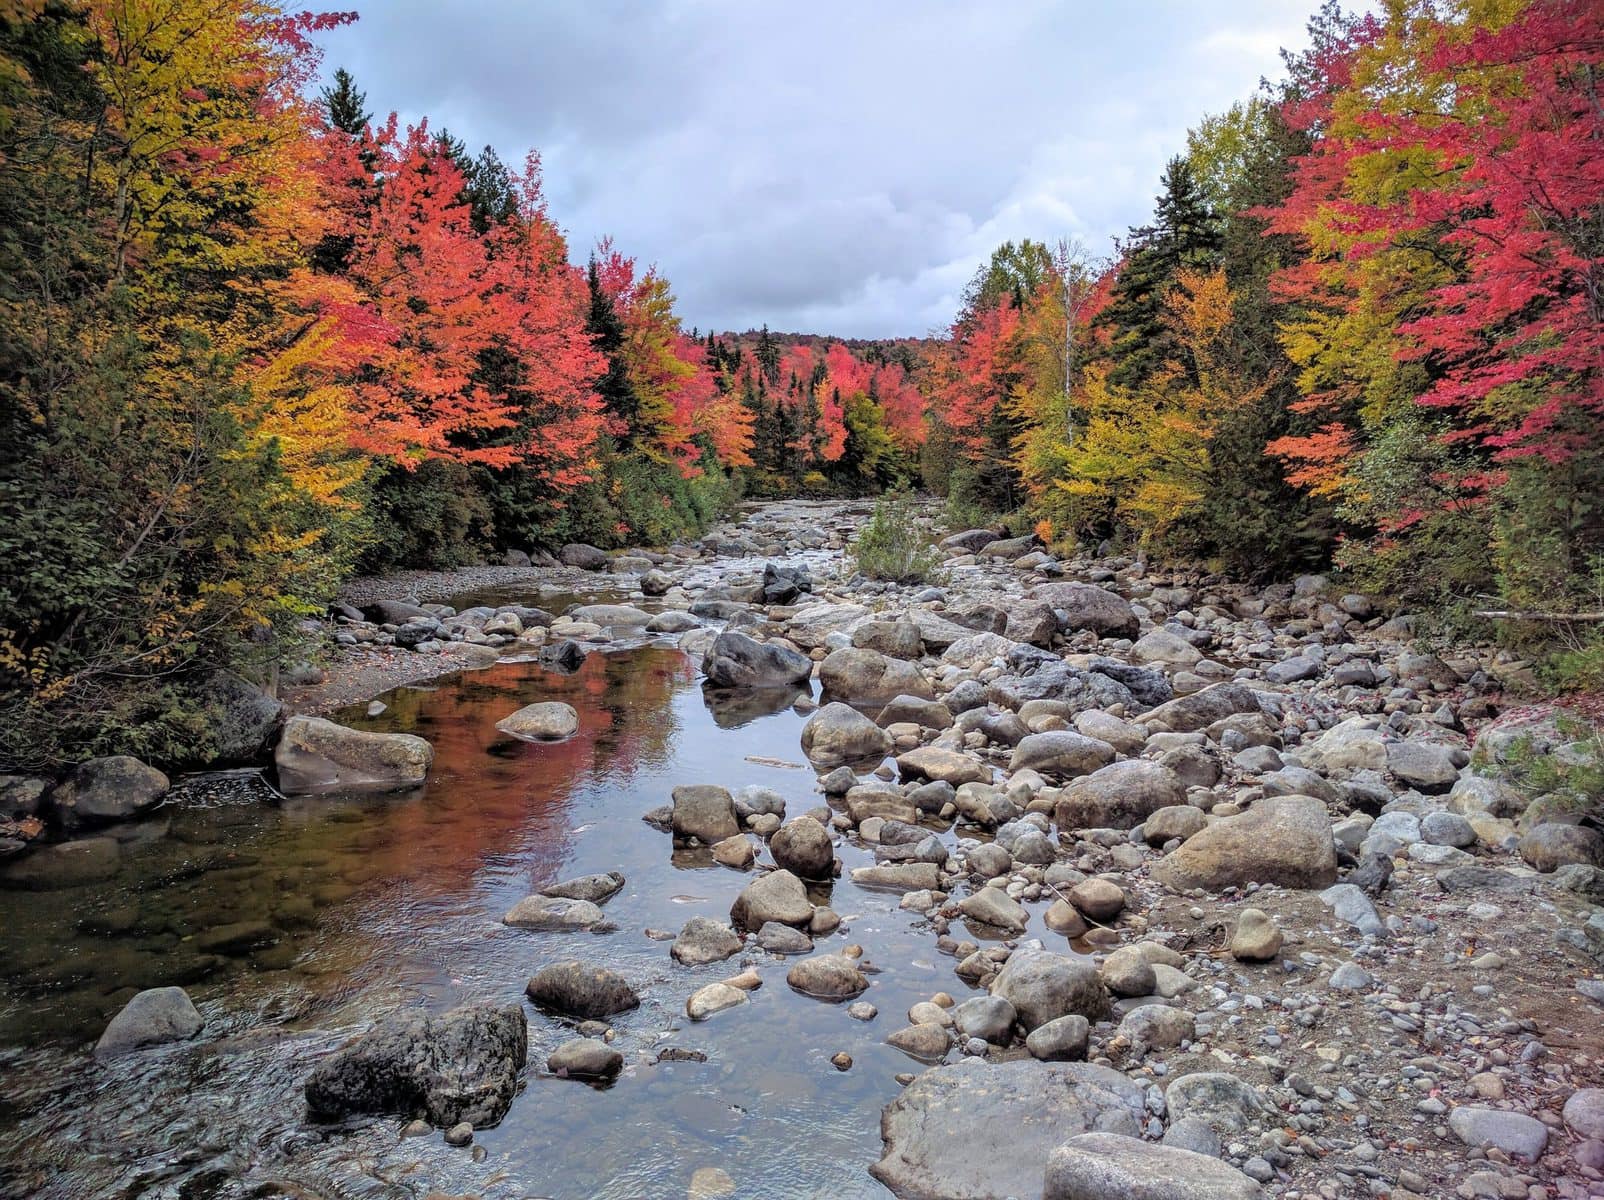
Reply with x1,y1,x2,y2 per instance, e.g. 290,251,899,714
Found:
0,643,1017,1199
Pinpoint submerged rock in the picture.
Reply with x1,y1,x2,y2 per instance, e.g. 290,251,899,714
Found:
502,895,604,931
274,716,432,794
303,1002,527,1128
525,961,639,1019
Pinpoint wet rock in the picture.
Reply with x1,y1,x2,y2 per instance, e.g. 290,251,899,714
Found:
820,647,934,704
671,784,740,845
886,1023,953,1061
1010,731,1117,780
730,869,814,931
1519,822,1604,872
990,950,1110,1031
47,755,168,829
686,982,748,1021
639,568,674,596
444,1121,473,1146
1025,1014,1089,1061
1152,795,1337,891
896,746,989,786
547,1038,621,1080
800,702,893,766
702,631,812,689
870,1060,1145,1199
525,961,640,1019
274,716,433,794
502,895,604,931
1030,582,1139,639
959,886,1029,933
495,701,579,741
711,834,755,868
1165,1072,1269,1137
671,917,743,965
541,872,625,904
304,1002,527,1128
94,986,204,1058
1044,1132,1262,1200
1229,908,1282,961
786,952,868,999
769,816,833,879
1448,1105,1549,1160
756,921,813,954
1055,761,1185,831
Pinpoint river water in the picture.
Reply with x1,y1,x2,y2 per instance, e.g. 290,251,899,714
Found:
0,616,1032,1199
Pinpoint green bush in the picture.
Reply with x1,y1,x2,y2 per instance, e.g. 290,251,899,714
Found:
849,491,945,583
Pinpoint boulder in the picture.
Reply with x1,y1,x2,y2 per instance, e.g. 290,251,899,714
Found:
502,895,604,931
959,887,1030,933
820,647,934,704
1165,1072,1270,1137
1133,628,1203,669
800,702,893,766
94,986,204,1058
1386,741,1461,792
525,961,639,1019
769,816,834,879
1448,1106,1549,1160
1010,731,1116,780
1055,761,1185,832
540,872,625,904
870,1060,1145,1200
546,1038,622,1080
702,631,813,689
570,603,652,627
786,952,868,999
853,619,925,659
1141,683,1263,733
304,1003,527,1128
274,716,432,794
559,543,607,570
1519,823,1604,872
1144,804,1208,845
671,916,743,965
686,981,748,1021
896,746,990,787
48,755,168,829
1153,796,1337,892
195,670,284,765
1044,1133,1263,1200
671,784,740,845
878,696,954,730
989,950,1109,1032
495,701,579,741
1025,1014,1090,1061
1031,583,1139,639
730,869,813,931
1230,908,1282,961
886,1023,953,1061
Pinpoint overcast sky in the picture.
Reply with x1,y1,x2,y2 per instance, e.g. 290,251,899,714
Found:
316,2,1316,339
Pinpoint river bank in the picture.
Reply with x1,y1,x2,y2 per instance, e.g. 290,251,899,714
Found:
1,498,1601,1200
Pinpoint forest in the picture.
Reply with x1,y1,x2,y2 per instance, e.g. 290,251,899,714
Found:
1,0,1600,767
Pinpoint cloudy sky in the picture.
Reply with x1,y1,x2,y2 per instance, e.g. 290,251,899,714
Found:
317,2,1317,338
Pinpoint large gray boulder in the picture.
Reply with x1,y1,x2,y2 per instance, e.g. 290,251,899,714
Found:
870,1059,1145,1200
769,815,834,879
730,868,814,931
1044,1132,1263,1200
48,755,168,829
95,986,204,1058
195,670,284,765
1142,683,1263,733
495,701,579,740
670,784,740,844
801,702,893,766
559,543,607,570
1009,731,1116,780
303,1003,527,1128
274,716,432,794
819,647,934,704
1153,795,1337,891
1054,760,1186,831
702,631,812,688
1030,582,1138,639
525,961,639,1019
989,949,1109,1032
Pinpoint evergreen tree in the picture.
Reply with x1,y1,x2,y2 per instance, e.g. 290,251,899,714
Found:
586,257,638,439
1097,157,1220,390
320,66,368,134
755,324,780,384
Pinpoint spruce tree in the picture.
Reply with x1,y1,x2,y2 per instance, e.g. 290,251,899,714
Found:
1097,157,1220,390
320,67,369,135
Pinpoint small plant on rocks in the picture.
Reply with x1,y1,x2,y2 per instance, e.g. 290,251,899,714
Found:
850,491,944,584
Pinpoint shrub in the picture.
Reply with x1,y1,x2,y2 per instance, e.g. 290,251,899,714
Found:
849,491,944,583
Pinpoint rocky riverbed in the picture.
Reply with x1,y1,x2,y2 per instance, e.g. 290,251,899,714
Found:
1,497,1602,1200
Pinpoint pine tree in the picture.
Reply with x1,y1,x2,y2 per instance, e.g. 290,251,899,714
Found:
320,66,368,135
1097,157,1220,390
